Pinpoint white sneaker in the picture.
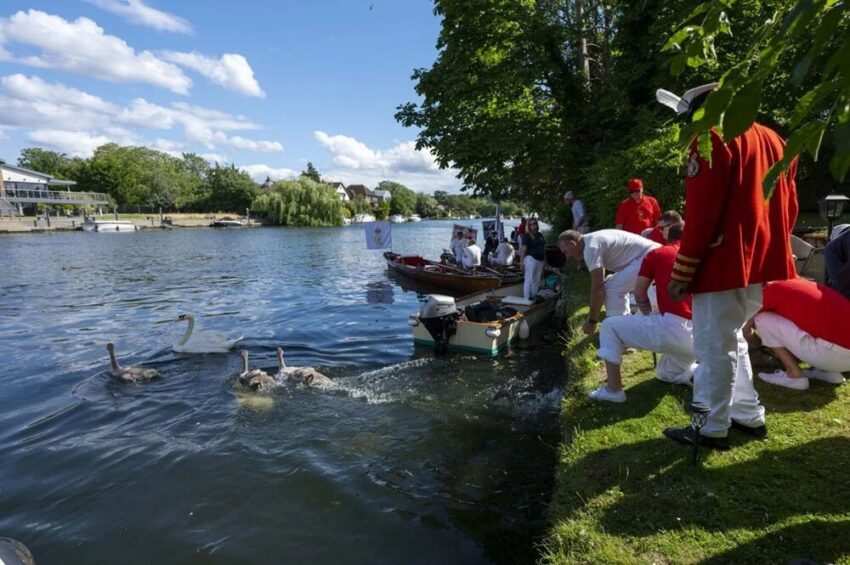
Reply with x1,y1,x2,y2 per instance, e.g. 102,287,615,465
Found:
804,368,846,384
588,385,626,403
758,370,809,390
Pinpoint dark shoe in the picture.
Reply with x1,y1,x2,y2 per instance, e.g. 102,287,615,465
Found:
730,419,768,439
663,426,731,451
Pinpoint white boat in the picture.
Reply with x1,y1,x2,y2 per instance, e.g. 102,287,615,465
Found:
407,214,422,222
352,213,377,223
211,219,243,227
389,214,406,223
82,220,138,232
408,283,557,355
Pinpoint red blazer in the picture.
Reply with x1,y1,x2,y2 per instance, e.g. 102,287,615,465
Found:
672,123,798,294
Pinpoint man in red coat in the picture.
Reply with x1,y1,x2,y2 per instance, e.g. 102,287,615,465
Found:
615,178,661,234
657,82,799,449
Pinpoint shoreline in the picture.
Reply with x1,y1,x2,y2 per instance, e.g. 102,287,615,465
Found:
0,217,265,234
543,268,850,563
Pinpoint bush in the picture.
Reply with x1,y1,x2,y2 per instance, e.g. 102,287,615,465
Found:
583,125,686,230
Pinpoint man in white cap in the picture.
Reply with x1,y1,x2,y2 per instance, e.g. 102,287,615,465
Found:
656,82,799,450
563,190,589,234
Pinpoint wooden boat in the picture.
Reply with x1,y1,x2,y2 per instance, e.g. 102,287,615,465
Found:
384,252,519,293
408,283,558,355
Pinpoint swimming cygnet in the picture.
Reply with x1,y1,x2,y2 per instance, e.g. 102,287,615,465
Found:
106,343,160,383
239,350,276,391
276,347,332,387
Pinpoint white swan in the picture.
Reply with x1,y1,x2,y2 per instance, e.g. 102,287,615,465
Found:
106,343,160,383
239,350,276,391
173,313,242,353
275,347,332,387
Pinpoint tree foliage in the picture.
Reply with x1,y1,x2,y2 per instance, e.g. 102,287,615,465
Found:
252,177,344,227
398,0,830,229
378,180,417,215
664,0,850,195
301,162,322,183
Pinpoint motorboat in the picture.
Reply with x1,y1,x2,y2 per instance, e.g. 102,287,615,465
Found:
385,252,521,294
408,283,558,355
389,214,406,223
407,214,422,222
352,213,377,223
211,218,243,227
82,220,138,232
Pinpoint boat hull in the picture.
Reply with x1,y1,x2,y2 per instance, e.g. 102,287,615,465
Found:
82,221,137,232
385,253,503,293
410,283,556,355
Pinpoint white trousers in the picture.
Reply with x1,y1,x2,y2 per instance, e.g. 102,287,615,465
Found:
755,311,850,373
692,285,765,437
523,256,544,299
604,255,648,317
598,313,696,382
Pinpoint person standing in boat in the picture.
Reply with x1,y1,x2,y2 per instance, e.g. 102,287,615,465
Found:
462,236,482,270
483,229,499,264
519,218,546,299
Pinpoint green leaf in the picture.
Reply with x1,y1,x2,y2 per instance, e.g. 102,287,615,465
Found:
791,82,839,127
722,82,762,140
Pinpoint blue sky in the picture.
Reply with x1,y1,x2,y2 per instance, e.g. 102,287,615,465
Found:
0,0,462,192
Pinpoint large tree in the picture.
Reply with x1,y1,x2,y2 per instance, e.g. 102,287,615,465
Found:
17,148,73,178
378,180,417,215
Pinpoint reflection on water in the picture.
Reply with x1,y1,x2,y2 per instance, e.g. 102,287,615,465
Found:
0,222,563,564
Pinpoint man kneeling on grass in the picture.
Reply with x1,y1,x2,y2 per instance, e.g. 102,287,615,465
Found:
590,222,698,402
749,277,850,390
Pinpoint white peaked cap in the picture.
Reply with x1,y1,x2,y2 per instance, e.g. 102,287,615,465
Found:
563,190,574,200
656,82,719,114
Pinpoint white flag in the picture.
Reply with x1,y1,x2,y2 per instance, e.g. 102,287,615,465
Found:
364,221,392,249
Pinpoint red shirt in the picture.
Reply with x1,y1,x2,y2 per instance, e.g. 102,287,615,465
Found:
638,242,692,320
615,195,661,234
647,226,666,245
672,123,798,293
517,220,527,237
761,278,850,349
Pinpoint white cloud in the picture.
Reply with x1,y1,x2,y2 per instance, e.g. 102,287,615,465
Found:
200,153,228,163
163,52,265,98
0,75,283,155
241,164,298,182
85,0,193,34
0,10,192,94
28,129,112,157
314,131,461,192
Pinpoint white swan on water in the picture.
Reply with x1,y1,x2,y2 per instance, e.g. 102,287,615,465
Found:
106,343,160,383
275,347,332,387
173,313,242,353
239,350,276,391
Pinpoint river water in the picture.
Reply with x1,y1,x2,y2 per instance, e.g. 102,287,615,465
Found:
0,221,565,564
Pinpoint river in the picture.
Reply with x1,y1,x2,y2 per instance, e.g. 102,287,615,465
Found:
0,220,565,564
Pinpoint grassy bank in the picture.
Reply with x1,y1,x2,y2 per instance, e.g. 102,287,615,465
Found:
543,269,850,564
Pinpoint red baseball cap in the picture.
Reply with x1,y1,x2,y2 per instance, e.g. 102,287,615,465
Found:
626,178,643,192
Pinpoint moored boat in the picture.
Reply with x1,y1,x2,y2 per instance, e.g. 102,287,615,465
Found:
389,214,406,223
352,213,377,223
385,252,517,293
408,283,557,355
407,214,422,222
82,220,138,232
211,218,243,227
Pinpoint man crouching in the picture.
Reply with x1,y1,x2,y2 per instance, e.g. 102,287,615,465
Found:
591,222,697,402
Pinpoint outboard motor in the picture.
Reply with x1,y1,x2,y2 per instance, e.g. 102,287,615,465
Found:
419,294,461,353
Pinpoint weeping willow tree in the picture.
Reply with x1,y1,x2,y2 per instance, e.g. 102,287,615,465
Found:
251,178,345,227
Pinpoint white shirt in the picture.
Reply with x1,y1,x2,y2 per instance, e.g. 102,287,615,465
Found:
583,229,659,272
572,199,587,228
451,238,466,261
494,241,515,264
462,243,482,268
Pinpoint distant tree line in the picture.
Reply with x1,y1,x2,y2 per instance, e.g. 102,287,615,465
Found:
16,146,524,227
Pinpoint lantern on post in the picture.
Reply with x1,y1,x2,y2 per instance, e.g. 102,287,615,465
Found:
688,401,710,465
818,193,850,240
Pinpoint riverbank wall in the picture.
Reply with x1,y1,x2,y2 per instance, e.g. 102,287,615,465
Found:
0,216,264,234
542,268,850,563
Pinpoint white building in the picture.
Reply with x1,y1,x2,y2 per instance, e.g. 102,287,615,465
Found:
325,181,349,202
0,161,109,216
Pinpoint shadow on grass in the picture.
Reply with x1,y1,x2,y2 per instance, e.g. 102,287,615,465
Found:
558,435,850,561
701,518,850,565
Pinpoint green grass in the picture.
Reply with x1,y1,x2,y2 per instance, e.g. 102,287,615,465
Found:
543,268,850,564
